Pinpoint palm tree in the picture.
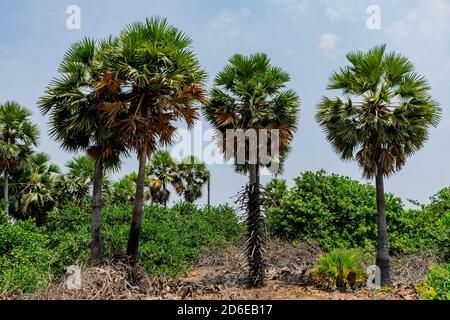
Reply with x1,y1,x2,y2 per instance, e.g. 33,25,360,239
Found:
147,150,176,206
98,17,207,264
39,37,125,266
0,101,39,214
204,53,300,287
316,45,441,286
174,155,210,203
66,155,95,182
54,155,96,207
21,152,60,226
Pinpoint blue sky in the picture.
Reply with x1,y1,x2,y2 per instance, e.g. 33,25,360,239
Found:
1,0,449,206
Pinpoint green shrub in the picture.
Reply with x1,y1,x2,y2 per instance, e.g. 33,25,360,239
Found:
0,202,243,293
266,171,403,250
266,170,449,255
311,248,367,290
0,206,8,225
416,264,450,300
0,219,55,293
262,178,288,213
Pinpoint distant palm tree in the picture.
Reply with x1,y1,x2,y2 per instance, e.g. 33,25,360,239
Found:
54,155,95,207
174,156,209,203
0,101,39,214
66,155,95,182
204,53,300,287
21,152,60,226
98,18,207,264
147,150,176,207
316,45,441,286
39,37,125,265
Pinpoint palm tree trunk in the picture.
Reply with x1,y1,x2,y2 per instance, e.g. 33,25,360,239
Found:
3,173,8,214
207,175,211,207
127,149,147,265
36,209,48,227
163,182,168,208
91,157,104,266
375,167,391,287
247,163,265,288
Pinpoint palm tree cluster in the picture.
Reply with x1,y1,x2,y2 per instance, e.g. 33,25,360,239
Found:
1,16,441,289
38,17,207,265
147,151,210,206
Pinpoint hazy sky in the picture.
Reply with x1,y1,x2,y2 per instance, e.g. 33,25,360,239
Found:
1,0,449,207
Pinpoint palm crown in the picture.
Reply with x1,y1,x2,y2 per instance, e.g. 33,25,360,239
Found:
316,45,441,178
0,101,39,174
97,17,207,156
38,37,124,170
203,53,299,173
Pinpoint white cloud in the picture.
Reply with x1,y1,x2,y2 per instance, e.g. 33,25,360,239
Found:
387,0,450,42
269,0,362,24
323,0,361,22
208,7,250,40
271,0,309,17
318,33,340,52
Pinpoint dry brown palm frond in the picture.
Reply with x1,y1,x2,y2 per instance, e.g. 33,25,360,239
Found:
93,73,121,94
216,111,236,127
95,101,125,126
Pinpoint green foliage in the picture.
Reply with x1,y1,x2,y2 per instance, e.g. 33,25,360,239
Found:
0,219,55,293
266,171,449,255
110,173,137,205
262,178,288,212
266,171,401,249
311,248,367,290
416,264,450,300
0,203,242,293
0,204,7,224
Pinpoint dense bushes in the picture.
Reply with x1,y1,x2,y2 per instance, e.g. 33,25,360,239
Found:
0,217,57,293
266,171,449,256
416,264,450,300
0,203,242,293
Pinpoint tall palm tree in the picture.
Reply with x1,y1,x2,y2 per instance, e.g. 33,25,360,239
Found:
39,37,125,266
21,152,60,226
0,101,39,214
174,155,210,203
147,150,176,206
316,45,441,286
204,53,300,287
98,17,207,264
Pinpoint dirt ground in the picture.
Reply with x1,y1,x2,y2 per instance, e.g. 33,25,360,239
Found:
5,240,439,300
179,266,417,300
